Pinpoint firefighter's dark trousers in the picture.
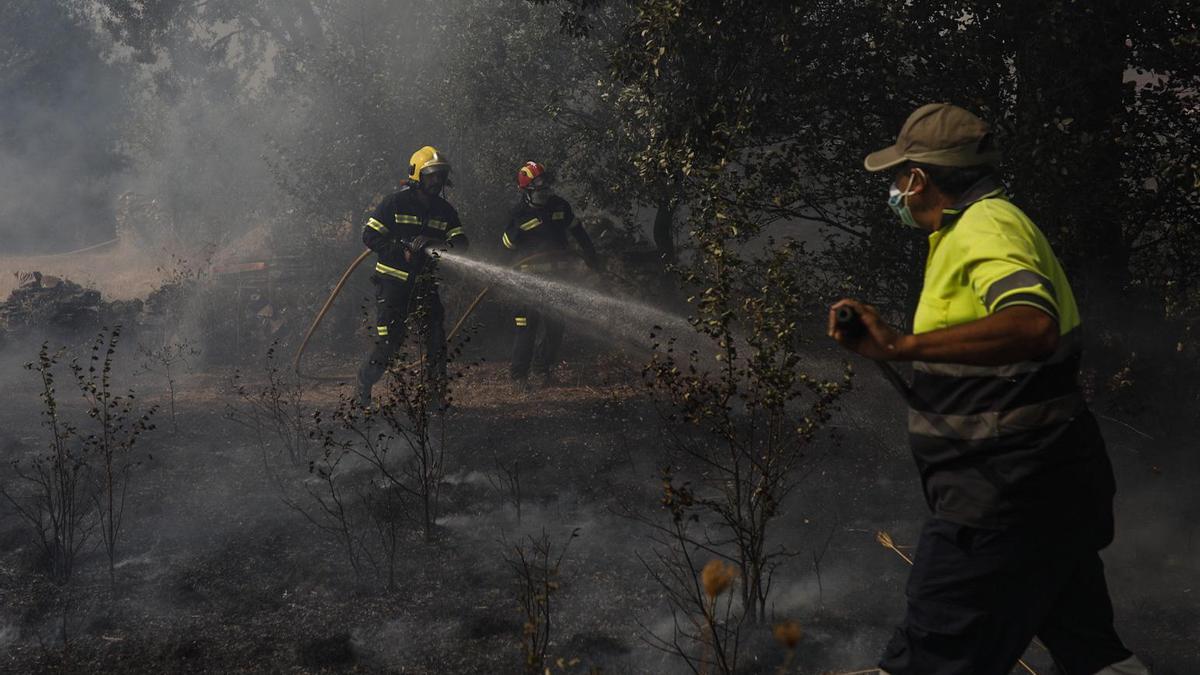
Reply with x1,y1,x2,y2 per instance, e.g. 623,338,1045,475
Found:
510,305,564,380
878,517,1136,675
357,278,446,396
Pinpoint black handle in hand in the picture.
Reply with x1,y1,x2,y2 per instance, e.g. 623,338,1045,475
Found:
834,305,917,404
834,306,865,340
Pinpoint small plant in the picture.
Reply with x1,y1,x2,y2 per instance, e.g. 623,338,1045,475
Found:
288,292,476,587
645,243,850,611
638,241,850,672
138,338,199,432
503,528,580,674
487,453,523,525
772,619,802,674
227,343,315,471
0,344,93,585
306,395,414,588
638,497,745,675
71,326,158,588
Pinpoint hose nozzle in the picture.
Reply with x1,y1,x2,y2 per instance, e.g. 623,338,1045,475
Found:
834,306,865,341
404,235,448,254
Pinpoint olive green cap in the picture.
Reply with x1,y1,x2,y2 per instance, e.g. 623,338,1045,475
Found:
864,103,1001,172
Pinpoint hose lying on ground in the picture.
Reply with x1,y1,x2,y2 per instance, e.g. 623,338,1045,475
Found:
292,248,583,381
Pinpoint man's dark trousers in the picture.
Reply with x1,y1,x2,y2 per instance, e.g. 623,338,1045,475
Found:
358,279,446,392
879,515,1134,675
510,304,564,380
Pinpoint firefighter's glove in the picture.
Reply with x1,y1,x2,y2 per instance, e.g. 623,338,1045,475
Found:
383,240,410,259
406,235,448,259
407,235,437,253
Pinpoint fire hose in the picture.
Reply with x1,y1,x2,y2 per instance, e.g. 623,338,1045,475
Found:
292,248,584,381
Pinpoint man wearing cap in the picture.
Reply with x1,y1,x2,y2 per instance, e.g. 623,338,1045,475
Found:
829,104,1148,675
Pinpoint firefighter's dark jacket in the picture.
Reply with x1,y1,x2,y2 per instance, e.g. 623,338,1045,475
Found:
500,195,598,268
362,182,468,284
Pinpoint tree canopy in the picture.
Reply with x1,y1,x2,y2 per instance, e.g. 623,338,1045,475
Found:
11,0,1199,368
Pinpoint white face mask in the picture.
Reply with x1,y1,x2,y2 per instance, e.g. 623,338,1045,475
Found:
887,171,922,229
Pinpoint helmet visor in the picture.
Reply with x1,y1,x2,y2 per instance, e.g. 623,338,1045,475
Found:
419,167,450,193
525,174,553,191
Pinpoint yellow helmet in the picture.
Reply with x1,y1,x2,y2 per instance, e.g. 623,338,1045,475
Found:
408,145,451,183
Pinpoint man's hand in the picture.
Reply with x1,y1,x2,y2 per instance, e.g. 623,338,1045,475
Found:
828,299,909,361
400,235,449,262
383,239,413,262
408,235,436,253
829,301,1059,366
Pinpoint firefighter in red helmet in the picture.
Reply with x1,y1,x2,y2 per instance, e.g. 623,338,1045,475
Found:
500,161,599,388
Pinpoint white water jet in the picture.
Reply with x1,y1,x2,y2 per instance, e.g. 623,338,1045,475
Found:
436,252,701,352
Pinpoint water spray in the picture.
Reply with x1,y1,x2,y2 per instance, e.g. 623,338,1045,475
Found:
292,247,687,381
436,250,695,348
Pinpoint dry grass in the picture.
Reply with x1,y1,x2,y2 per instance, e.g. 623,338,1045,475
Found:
874,530,913,566
434,361,638,416
157,362,639,426
700,559,737,599
772,620,802,649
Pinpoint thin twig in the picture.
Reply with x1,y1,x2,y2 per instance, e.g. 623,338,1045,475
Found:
1096,414,1154,440
874,531,913,566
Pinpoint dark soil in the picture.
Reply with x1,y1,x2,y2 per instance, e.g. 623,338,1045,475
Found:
0,351,1196,674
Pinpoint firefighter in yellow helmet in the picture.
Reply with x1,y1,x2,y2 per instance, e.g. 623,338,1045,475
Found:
357,146,468,405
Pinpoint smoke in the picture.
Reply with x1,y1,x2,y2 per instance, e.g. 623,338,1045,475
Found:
0,2,129,254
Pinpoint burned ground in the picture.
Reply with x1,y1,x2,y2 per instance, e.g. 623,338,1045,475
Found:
1,343,1196,674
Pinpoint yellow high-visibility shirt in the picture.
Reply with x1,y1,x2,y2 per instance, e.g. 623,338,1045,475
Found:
904,179,1109,530
915,188,1080,337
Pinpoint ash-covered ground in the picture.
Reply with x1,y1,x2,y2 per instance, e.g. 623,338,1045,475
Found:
0,339,1195,674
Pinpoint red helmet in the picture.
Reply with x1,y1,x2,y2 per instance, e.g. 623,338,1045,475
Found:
516,161,549,190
